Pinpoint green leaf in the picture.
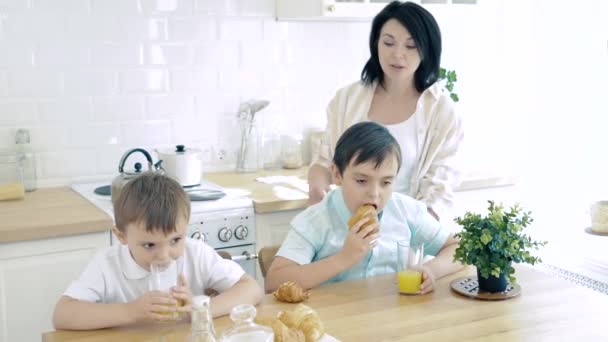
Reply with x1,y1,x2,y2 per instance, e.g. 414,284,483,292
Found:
450,93,459,102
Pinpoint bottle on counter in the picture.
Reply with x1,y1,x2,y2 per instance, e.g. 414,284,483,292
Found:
281,134,303,169
15,128,36,192
187,295,218,342
221,304,273,342
0,151,25,201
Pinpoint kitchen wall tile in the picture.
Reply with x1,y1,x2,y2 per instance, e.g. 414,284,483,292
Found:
38,98,91,123
36,44,90,66
64,71,118,96
121,121,170,146
218,68,264,91
92,97,145,122
121,69,168,93
195,42,239,68
120,18,168,41
0,128,14,148
64,15,121,42
0,73,7,96
167,17,217,41
29,126,68,151
68,123,121,148
170,68,218,92
7,71,63,96
0,43,34,66
94,145,128,175
240,41,283,67
145,94,195,119
140,0,194,15
90,0,140,15
0,100,38,125
30,0,90,12
263,19,290,41
144,44,194,65
168,115,207,144
0,0,29,10
195,91,240,117
39,150,97,179
2,14,65,42
91,44,142,66
218,18,263,42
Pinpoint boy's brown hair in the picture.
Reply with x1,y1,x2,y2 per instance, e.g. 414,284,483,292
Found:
114,172,190,234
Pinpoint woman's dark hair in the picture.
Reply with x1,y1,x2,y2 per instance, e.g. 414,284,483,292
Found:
361,1,442,92
333,121,402,175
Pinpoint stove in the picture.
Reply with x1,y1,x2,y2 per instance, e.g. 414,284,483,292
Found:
71,180,258,279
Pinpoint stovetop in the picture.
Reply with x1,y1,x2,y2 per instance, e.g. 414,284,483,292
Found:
71,179,254,219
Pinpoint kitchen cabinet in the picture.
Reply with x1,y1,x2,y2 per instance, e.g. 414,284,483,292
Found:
255,209,302,249
276,0,396,20
0,231,109,342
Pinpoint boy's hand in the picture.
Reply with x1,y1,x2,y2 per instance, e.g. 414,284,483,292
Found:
130,290,177,322
171,273,193,320
339,216,380,265
419,266,437,294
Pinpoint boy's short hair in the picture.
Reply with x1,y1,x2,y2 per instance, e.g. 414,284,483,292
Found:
333,121,402,175
114,172,190,234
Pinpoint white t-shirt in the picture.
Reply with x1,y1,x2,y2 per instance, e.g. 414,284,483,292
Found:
64,238,245,303
386,114,418,194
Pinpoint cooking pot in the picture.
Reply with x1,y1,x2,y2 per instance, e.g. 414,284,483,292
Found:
156,145,203,187
111,148,164,205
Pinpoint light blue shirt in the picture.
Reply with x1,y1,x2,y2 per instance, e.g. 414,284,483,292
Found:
276,188,450,285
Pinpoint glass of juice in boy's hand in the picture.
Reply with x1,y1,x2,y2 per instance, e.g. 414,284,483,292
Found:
397,241,424,295
149,259,184,320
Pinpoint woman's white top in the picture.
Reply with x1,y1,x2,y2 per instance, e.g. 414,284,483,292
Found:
385,114,418,194
312,80,464,218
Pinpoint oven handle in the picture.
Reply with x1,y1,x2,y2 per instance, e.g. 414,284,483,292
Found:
227,251,258,262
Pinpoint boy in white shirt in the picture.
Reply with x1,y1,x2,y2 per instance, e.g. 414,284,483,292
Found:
53,173,263,330
266,122,462,293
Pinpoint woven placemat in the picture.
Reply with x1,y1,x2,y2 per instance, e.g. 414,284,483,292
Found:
450,276,521,300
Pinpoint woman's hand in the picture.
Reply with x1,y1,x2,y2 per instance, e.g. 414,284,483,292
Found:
308,183,330,205
171,273,193,321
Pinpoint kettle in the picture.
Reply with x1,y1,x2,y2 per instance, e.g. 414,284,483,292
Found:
111,148,164,205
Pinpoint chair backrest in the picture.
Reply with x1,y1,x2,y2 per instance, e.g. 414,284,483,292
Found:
258,245,280,278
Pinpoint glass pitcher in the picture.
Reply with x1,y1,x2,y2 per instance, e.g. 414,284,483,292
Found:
0,151,25,201
221,304,273,342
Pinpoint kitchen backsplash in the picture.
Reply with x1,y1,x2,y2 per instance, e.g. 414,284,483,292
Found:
0,0,370,186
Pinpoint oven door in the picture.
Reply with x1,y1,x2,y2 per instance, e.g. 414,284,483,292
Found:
216,244,257,280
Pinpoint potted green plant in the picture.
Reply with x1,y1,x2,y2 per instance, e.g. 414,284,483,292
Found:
439,67,459,102
453,201,548,292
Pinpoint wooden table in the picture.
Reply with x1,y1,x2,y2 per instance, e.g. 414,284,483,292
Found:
42,265,608,341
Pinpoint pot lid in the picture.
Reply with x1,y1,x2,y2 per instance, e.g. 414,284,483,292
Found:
156,144,201,156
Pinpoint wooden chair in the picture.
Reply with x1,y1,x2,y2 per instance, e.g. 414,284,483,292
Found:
258,245,280,278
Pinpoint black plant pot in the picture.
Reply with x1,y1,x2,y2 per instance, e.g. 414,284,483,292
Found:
476,267,508,293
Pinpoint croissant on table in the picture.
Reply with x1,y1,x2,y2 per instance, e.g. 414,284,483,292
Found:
257,304,325,342
273,281,309,303
347,204,379,235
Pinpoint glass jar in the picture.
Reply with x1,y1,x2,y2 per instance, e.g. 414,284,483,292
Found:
281,134,303,169
187,295,218,342
220,304,273,342
236,120,260,173
0,152,25,201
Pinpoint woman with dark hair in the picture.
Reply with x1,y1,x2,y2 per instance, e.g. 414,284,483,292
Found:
308,1,463,221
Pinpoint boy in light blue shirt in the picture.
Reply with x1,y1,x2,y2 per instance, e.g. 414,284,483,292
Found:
266,122,462,293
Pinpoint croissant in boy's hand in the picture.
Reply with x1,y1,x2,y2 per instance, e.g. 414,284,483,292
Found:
273,281,309,303
347,204,379,235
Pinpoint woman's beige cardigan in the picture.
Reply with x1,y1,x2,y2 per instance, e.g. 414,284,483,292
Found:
311,80,464,218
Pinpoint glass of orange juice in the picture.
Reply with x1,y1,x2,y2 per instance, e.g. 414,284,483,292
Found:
397,240,424,295
149,259,183,320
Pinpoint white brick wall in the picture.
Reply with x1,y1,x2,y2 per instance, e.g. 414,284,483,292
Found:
0,0,362,186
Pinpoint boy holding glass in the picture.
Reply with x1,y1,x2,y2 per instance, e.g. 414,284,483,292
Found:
266,122,462,293
53,173,263,330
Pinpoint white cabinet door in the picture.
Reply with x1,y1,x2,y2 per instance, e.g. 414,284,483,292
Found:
277,0,396,20
255,209,302,249
0,232,109,342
